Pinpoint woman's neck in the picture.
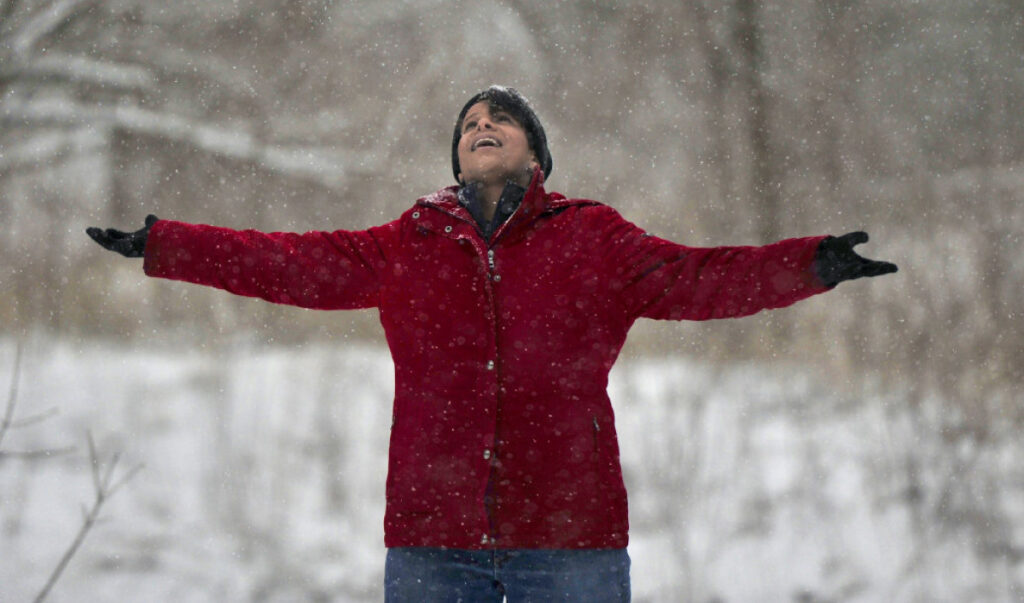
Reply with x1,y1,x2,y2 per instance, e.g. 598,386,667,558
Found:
467,168,533,221
474,182,506,221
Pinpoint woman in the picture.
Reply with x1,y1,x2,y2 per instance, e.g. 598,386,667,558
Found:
88,86,896,602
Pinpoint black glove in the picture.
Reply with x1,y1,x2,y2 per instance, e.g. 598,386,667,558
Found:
813,231,897,287
86,214,159,258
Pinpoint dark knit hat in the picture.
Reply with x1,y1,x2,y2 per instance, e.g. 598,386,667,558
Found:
452,86,552,183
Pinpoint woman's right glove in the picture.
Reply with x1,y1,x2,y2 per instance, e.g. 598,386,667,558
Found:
86,215,158,258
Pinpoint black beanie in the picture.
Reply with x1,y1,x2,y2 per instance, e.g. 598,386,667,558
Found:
452,86,553,183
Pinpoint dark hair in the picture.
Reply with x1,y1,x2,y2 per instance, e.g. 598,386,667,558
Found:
451,86,553,183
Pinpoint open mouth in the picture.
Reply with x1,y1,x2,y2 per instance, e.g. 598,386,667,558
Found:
472,137,501,151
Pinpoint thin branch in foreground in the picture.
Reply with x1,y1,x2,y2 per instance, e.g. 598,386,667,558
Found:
0,446,76,461
0,341,24,451
33,431,144,603
7,406,62,429
0,343,73,463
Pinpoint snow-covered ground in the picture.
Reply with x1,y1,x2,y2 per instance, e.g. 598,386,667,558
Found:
1,338,1021,602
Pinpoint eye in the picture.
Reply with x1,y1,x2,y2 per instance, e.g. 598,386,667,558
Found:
495,113,512,123
462,120,476,133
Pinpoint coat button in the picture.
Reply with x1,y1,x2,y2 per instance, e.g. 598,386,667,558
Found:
483,449,492,460
486,360,495,371
412,211,420,219
493,274,501,282
480,534,490,545
444,225,453,233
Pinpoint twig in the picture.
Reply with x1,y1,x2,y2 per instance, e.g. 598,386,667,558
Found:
7,406,62,429
0,341,24,451
33,431,143,603
0,344,72,463
0,446,76,460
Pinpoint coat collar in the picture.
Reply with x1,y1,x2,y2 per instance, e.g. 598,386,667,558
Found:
458,181,523,239
416,167,584,222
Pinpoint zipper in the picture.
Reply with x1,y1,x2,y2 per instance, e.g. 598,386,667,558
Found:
484,248,499,545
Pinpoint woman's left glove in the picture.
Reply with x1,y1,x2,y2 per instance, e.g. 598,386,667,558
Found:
813,231,897,287
86,214,159,258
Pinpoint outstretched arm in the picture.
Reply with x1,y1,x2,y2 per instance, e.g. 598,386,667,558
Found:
590,206,897,321
86,216,395,310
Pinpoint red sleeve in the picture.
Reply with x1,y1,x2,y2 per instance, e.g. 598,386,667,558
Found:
142,219,398,310
590,206,830,321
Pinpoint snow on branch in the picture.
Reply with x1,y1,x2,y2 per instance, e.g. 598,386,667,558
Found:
0,127,106,172
7,0,98,60
2,96,371,189
9,53,157,92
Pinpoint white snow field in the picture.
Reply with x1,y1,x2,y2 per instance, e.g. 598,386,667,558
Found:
1,338,1021,602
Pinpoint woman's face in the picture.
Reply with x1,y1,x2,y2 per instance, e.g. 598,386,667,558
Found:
456,102,538,186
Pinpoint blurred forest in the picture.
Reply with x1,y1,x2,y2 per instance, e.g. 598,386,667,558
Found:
3,0,1023,412
2,0,1024,600
0,0,1022,580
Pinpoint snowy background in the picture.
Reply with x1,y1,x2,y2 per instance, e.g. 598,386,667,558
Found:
3,338,1022,602
2,0,1023,601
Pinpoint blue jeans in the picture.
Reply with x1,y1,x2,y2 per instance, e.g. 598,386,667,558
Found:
384,547,631,602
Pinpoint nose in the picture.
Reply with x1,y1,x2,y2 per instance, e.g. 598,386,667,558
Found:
474,116,495,131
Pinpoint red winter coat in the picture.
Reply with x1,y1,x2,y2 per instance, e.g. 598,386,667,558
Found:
143,169,830,550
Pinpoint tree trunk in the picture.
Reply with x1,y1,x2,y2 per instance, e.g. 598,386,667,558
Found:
734,0,780,244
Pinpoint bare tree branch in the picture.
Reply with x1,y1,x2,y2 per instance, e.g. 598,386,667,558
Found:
6,405,62,429
0,446,76,460
86,431,102,494
33,430,143,603
0,343,77,464
0,341,24,451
